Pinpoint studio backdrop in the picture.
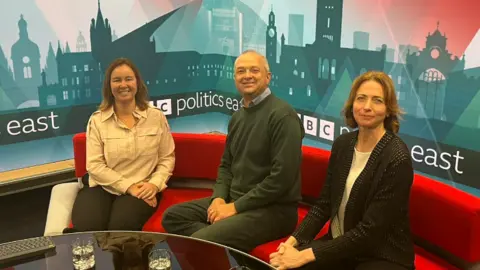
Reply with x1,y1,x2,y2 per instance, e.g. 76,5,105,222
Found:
0,0,479,196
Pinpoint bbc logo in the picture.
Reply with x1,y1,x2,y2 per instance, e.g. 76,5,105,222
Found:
149,99,172,116
299,114,335,141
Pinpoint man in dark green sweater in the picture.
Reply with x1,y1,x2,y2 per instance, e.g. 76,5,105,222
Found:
162,50,305,253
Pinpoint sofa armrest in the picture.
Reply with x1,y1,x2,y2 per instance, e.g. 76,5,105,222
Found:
410,175,480,266
43,182,81,236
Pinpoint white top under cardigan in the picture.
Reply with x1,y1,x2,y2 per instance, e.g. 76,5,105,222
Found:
331,148,372,238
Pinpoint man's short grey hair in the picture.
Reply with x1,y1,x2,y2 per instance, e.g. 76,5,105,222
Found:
234,49,271,73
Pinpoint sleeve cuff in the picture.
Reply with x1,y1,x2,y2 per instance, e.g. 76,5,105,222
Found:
233,198,248,213
291,231,309,245
149,176,168,192
211,190,228,201
112,178,131,194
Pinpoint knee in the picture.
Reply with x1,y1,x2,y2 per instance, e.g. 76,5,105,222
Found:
190,224,230,245
73,218,108,232
107,217,143,231
190,226,257,253
108,208,152,231
71,187,111,232
190,228,216,242
107,223,139,231
161,205,181,232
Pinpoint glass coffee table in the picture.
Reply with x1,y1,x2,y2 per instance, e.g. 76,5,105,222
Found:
1,231,275,269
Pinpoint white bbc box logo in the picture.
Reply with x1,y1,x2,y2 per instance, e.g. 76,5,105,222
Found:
319,119,335,141
152,99,172,116
303,115,318,137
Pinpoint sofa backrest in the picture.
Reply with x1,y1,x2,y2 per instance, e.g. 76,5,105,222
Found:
169,133,331,199
171,133,225,181
299,145,330,200
73,133,87,178
410,174,480,265
72,132,330,198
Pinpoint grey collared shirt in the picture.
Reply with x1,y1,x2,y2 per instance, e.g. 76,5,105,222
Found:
242,88,271,107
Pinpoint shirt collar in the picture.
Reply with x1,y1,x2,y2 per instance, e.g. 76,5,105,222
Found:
242,87,271,107
101,105,147,122
133,107,148,119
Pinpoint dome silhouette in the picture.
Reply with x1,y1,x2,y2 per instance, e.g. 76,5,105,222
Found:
17,99,40,109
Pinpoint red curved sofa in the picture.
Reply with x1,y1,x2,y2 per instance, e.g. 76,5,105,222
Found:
72,132,480,269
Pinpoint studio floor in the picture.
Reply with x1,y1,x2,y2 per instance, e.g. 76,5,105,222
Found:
0,186,52,244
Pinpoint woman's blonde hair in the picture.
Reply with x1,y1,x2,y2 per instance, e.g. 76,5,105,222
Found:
98,58,149,111
342,70,404,133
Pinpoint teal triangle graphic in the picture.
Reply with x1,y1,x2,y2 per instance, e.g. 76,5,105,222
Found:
0,86,15,111
443,86,480,150
316,63,354,118
452,86,480,128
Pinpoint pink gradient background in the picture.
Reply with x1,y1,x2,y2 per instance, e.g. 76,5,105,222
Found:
347,0,479,57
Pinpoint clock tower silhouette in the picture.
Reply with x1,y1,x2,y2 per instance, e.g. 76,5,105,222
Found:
266,6,277,65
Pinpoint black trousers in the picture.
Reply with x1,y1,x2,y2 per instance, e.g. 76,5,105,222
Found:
295,241,410,270
71,175,160,231
161,197,298,252
296,259,409,270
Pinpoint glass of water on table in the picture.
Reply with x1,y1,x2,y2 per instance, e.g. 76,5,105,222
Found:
71,237,96,270
148,249,172,270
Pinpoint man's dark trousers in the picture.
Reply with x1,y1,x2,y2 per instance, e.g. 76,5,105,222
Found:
162,197,298,252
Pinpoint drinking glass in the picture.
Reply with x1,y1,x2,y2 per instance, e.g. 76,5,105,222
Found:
148,249,172,270
71,237,96,270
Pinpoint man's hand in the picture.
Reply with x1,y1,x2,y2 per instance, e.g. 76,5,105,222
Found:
144,196,157,208
137,182,158,200
207,198,226,223
211,203,237,223
269,244,315,270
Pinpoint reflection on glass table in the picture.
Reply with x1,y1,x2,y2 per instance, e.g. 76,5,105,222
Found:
2,231,275,270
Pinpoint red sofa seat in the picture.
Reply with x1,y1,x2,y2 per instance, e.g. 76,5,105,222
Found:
410,174,480,269
72,132,480,269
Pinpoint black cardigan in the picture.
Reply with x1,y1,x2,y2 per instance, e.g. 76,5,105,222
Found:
292,130,415,269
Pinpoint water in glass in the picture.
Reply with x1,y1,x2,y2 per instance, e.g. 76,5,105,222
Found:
148,257,172,270
148,249,171,270
72,238,95,270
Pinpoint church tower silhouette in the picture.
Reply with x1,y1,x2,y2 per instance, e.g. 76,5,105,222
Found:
90,0,112,65
11,14,41,97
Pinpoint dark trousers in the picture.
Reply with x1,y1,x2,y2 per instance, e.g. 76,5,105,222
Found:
161,197,298,252
297,260,409,270
296,240,410,270
71,176,160,231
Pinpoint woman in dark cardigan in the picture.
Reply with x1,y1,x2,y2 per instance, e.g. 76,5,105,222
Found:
270,71,415,270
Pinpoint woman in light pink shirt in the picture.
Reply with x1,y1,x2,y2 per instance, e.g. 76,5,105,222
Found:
70,58,175,232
